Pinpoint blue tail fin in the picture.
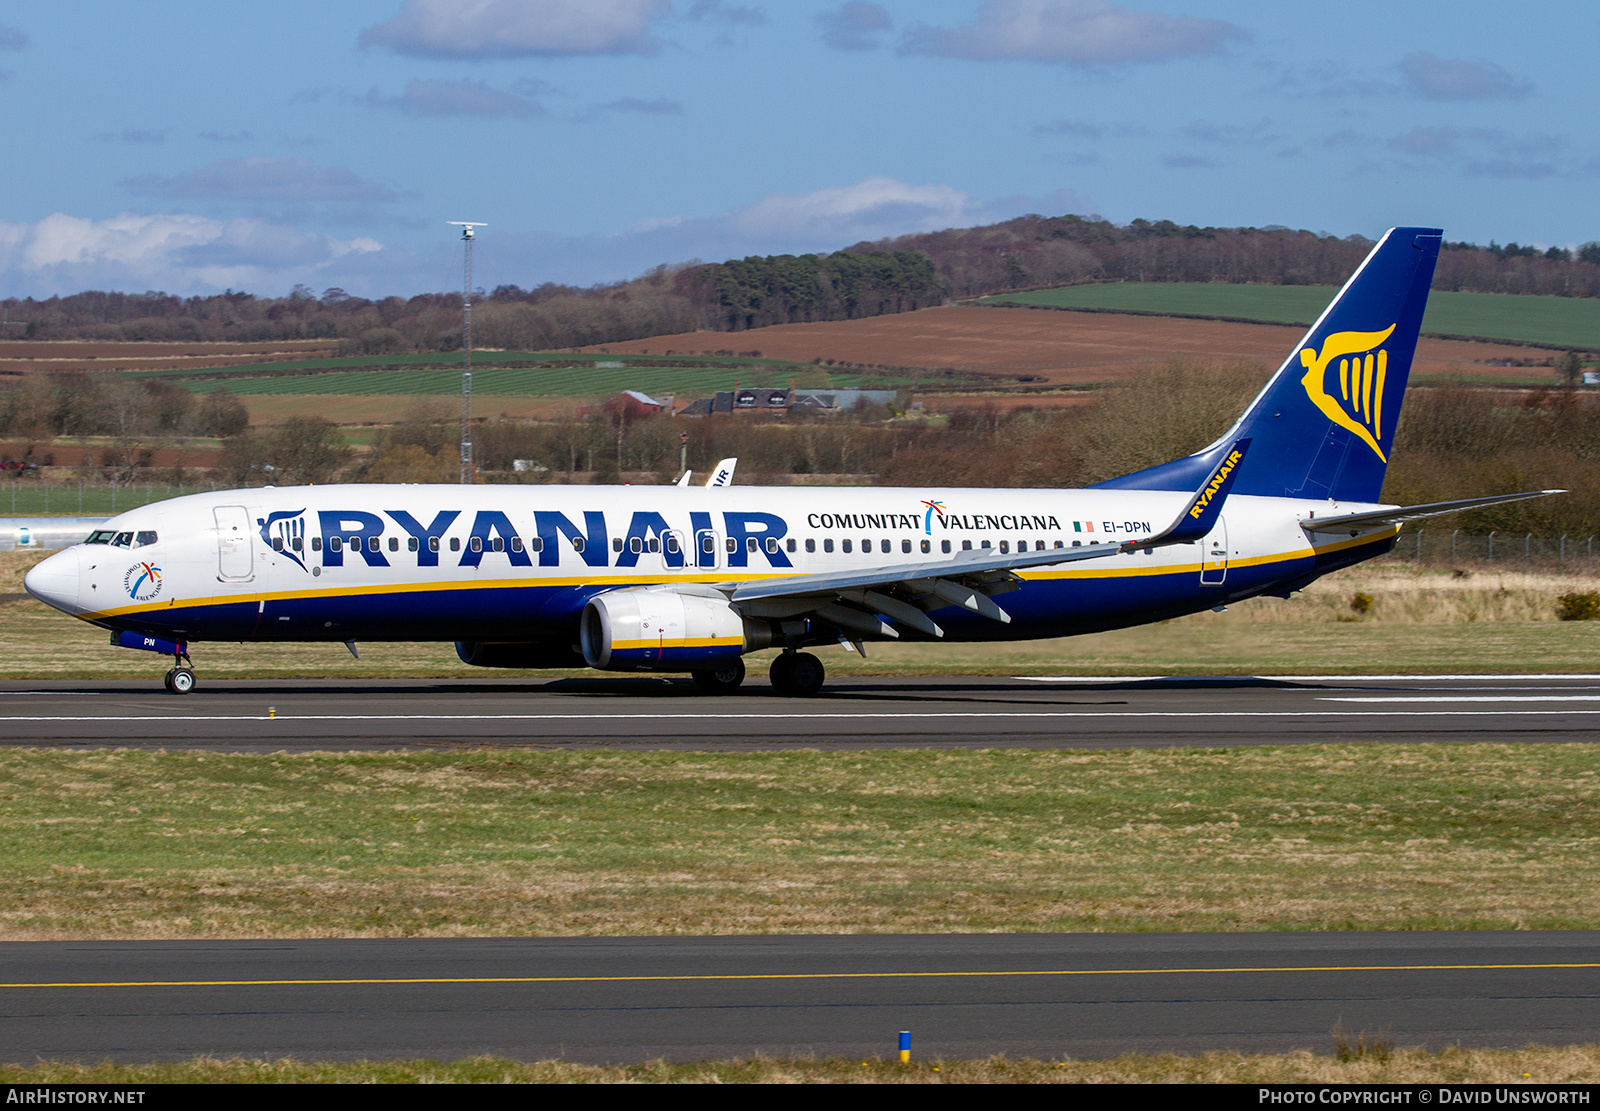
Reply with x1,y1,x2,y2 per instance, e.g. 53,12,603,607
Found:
1094,227,1443,502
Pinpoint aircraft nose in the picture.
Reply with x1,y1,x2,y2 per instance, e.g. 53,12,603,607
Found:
23,548,82,614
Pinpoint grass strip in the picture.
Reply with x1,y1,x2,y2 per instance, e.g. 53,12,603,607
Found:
3,1046,1598,1083
2,744,1599,938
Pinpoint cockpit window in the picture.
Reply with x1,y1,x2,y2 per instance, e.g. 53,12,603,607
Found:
86,530,117,545
132,531,158,549
111,532,133,548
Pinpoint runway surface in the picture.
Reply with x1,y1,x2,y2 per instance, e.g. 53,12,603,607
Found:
2,673,1600,751
5,932,1599,1064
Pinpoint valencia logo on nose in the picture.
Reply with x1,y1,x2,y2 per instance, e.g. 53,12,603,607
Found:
1299,325,1397,462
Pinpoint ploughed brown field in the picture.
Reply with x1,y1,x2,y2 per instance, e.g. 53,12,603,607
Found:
585,305,1556,388
0,339,339,375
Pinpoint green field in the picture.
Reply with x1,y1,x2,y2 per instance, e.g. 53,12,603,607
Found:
130,352,934,398
981,284,1600,350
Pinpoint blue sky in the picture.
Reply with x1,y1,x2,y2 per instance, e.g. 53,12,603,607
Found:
0,0,1594,299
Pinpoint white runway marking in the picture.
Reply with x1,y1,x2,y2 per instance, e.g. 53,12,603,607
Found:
1323,696,1600,704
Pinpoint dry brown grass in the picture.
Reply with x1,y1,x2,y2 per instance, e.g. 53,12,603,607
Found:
4,1045,1599,1083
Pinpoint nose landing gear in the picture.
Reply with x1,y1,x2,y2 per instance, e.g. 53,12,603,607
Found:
163,665,196,695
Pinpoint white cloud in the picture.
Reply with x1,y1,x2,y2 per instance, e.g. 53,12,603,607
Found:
900,0,1245,65
727,177,978,242
122,157,405,203
359,0,672,59
1399,53,1531,101
0,212,390,298
355,78,548,118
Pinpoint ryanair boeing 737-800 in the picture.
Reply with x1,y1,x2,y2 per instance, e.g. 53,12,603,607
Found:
22,228,1559,695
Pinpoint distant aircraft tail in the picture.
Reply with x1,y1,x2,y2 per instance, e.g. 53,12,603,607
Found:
1094,226,1443,503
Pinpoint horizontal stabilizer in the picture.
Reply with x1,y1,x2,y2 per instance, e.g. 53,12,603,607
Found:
1302,489,1566,533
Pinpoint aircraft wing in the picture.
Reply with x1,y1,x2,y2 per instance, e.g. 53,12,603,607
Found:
727,543,1121,641
1301,489,1565,532
725,438,1252,644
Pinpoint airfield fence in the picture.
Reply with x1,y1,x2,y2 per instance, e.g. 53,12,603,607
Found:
1381,527,1600,575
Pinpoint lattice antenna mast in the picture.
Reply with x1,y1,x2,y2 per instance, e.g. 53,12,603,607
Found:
448,221,487,484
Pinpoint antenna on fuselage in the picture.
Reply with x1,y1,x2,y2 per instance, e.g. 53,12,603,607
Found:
447,221,487,484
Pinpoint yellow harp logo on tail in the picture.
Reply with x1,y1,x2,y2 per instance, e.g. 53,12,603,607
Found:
1298,325,1397,463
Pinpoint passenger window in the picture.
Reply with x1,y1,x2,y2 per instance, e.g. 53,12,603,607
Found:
961,540,971,551
701,534,715,554
648,537,660,553
511,537,524,553
842,539,852,554
862,538,870,553
666,534,680,554
312,537,323,552
330,537,343,553
449,537,460,552
981,540,991,550
941,540,951,554
388,537,399,552
902,539,912,554
630,536,643,555
823,538,834,553
765,537,778,554
292,536,303,551
805,539,815,553
787,538,797,553
470,537,483,553
613,537,624,552
572,536,585,553
1072,540,1081,547
272,537,284,551
726,537,736,553
920,539,930,554
748,537,759,553
999,540,1010,554
410,537,420,552
492,537,504,552
1054,540,1064,548
368,537,380,553
530,537,543,552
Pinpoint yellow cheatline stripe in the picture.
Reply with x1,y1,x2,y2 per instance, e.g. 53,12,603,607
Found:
76,529,1398,621
4,959,1596,990
611,636,744,650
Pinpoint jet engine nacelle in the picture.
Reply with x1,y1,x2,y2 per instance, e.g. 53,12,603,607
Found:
580,587,770,671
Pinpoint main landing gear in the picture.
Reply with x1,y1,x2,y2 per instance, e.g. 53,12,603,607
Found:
769,651,825,697
691,658,746,693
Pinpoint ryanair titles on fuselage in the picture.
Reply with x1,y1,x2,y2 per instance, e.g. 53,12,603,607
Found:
255,502,1157,577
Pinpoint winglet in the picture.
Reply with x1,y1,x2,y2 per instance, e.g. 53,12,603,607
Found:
1129,438,1250,551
